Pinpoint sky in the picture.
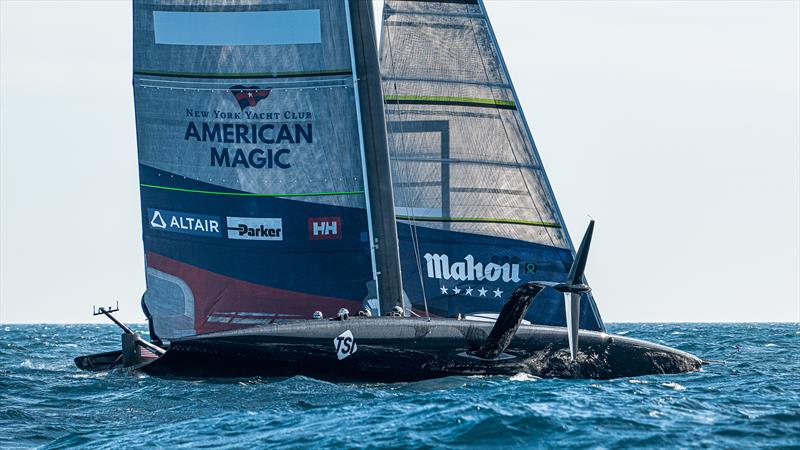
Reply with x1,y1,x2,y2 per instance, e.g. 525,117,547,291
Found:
1,0,798,324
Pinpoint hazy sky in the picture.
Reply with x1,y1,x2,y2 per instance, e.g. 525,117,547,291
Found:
1,0,798,324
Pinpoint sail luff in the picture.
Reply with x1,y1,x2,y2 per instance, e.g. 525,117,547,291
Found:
475,0,605,330
347,0,404,315
474,0,570,247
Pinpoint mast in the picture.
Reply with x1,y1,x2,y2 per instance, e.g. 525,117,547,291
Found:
346,0,404,315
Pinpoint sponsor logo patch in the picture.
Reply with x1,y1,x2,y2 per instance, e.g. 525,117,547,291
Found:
334,330,357,360
308,216,341,240
147,209,221,237
423,253,521,283
226,217,283,241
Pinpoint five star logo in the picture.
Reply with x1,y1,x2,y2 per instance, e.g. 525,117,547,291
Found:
437,284,506,299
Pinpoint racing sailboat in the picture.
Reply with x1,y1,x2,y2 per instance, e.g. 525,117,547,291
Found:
75,0,701,380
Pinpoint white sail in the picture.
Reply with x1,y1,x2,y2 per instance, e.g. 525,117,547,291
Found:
380,0,604,330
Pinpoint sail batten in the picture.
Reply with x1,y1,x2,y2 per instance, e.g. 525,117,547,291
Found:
134,69,354,79
385,95,517,109
141,184,366,198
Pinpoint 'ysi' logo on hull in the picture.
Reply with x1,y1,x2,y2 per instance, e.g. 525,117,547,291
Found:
334,330,357,360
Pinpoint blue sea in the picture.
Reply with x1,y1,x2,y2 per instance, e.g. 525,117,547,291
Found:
1,323,798,449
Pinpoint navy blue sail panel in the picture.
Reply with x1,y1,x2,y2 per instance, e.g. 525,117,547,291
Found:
133,0,374,341
397,223,603,331
380,0,604,330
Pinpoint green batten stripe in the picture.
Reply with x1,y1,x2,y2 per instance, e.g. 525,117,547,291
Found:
141,184,364,198
396,215,560,228
134,69,353,79
384,95,517,109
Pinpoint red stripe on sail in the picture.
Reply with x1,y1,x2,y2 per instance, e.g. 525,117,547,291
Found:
146,252,362,335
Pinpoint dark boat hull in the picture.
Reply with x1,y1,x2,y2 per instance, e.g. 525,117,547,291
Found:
136,318,701,381
74,349,159,372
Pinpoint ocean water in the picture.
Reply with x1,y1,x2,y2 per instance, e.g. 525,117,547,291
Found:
1,323,798,449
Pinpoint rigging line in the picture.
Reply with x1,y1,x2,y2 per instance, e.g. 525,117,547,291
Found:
140,184,364,197
133,69,352,79
395,215,560,228
410,215,430,321
467,9,558,248
137,77,352,86
385,8,484,20
383,95,516,109
382,74,510,89
385,4,428,320
384,3,429,320
137,84,349,92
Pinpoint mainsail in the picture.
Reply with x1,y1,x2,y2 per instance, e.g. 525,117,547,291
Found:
133,0,385,341
380,0,604,330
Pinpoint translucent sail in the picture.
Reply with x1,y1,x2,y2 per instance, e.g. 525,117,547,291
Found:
133,0,374,341
380,0,604,330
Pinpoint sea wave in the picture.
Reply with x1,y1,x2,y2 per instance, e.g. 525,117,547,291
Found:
0,323,798,449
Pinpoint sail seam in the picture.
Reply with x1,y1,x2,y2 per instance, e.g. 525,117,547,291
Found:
137,77,350,86
391,156,540,170
383,95,516,109
386,10,483,20
133,69,353,79
140,184,364,197
382,75,510,89
391,0,478,4
395,215,561,228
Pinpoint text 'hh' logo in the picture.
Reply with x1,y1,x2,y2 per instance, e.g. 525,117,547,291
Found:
309,216,341,240
230,85,271,110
